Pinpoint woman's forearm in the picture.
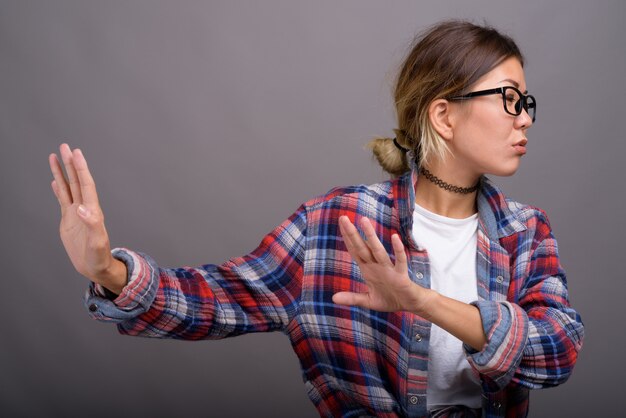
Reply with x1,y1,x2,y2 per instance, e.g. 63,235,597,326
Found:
414,289,486,351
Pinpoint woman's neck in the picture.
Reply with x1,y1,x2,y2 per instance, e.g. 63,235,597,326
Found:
414,162,480,219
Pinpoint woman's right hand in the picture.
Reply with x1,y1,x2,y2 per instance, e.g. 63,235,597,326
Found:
49,143,127,295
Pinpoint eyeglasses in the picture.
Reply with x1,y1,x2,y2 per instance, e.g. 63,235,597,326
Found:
448,86,536,122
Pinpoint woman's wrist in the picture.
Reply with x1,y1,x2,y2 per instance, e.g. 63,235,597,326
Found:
96,258,128,296
410,286,440,320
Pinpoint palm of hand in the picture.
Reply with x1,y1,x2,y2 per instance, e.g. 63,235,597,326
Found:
50,144,113,284
60,206,110,279
333,216,426,314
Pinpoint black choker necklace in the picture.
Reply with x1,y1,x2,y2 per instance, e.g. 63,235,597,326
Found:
419,167,480,194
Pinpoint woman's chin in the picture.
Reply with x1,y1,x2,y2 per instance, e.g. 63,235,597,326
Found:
487,163,521,178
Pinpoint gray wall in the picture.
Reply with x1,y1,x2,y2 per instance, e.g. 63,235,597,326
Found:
1,1,623,416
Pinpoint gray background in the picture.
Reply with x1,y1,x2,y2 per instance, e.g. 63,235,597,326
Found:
1,0,623,417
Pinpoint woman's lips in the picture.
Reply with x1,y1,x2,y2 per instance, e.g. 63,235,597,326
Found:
514,145,527,155
514,138,527,155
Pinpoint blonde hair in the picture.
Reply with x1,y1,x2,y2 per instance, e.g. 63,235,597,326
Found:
369,20,524,176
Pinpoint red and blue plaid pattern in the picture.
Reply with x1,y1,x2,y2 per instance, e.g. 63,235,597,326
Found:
87,169,584,417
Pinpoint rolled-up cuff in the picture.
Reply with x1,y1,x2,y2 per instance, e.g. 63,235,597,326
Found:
84,248,159,323
463,300,529,390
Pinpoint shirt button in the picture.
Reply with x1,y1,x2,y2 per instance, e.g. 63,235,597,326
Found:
414,333,422,342
88,303,98,312
496,276,504,284
415,272,424,279
409,395,418,405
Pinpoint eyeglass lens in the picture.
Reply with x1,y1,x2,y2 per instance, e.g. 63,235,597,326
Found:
504,87,535,121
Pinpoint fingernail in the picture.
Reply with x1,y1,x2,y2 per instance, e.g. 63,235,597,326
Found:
77,205,90,218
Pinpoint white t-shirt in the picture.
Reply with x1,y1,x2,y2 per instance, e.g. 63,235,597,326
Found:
411,203,482,411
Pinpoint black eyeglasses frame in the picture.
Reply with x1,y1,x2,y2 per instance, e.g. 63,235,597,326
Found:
447,86,536,122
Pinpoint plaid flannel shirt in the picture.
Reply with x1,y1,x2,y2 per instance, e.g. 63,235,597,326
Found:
86,167,584,418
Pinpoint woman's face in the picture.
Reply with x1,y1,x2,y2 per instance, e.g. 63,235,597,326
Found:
449,57,533,178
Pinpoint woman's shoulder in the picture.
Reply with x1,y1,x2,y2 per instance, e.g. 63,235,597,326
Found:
505,198,550,224
481,177,554,237
302,176,403,214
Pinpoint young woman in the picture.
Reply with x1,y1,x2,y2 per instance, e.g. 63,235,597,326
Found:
49,20,584,417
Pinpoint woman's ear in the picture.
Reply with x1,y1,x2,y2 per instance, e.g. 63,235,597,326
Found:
428,99,455,141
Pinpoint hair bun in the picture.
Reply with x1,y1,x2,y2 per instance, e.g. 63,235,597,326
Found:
367,136,410,177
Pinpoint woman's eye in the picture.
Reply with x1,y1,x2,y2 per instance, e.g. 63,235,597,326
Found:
506,95,516,102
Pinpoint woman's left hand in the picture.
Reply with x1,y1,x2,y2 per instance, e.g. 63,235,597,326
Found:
332,216,435,314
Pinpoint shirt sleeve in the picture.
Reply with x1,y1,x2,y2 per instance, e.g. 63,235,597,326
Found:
463,210,584,392
84,204,308,339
